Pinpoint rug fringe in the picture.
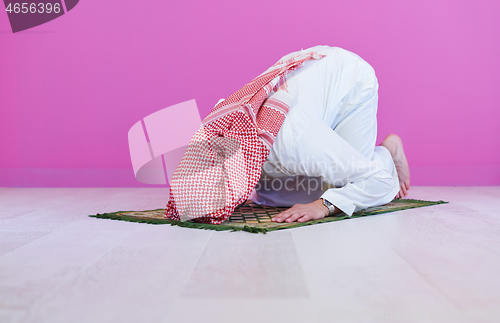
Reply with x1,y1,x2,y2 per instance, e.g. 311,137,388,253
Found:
89,199,448,234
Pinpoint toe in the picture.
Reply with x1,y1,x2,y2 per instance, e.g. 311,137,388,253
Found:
401,184,408,196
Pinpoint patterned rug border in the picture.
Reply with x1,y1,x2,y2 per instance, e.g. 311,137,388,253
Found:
89,199,448,234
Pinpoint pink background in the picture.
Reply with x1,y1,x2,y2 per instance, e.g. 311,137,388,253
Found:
1,0,499,187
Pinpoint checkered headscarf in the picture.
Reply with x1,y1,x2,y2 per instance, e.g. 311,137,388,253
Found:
164,50,325,224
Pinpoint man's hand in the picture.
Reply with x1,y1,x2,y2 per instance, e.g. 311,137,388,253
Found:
272,199,332,223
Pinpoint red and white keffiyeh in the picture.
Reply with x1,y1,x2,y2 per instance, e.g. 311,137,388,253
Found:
164,50,325,224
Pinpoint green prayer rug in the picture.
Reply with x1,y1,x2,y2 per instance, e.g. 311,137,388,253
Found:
89,199,447,234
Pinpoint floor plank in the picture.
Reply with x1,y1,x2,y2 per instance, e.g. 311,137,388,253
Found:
181,230,308,298
0,187,499,323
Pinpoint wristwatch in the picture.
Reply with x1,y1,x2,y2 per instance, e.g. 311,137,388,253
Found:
321,198,336,216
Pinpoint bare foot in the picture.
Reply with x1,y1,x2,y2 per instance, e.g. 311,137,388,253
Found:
380,134,410,198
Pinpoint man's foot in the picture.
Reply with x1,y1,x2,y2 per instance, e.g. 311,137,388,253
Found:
380,134,410,198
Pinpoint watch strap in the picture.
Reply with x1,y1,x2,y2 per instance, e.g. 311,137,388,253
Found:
321,198,336,216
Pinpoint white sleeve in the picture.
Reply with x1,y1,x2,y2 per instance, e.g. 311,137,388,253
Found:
320,146,399,216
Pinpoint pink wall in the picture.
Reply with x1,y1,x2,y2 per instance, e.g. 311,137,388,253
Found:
1,0,499,187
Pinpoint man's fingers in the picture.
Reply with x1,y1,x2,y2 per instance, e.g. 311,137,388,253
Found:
297,215,311,223
277,213,296,223
285,212,305,223
272,209,294,222
272,205,304,222
271,201,325,223
272,209,289,222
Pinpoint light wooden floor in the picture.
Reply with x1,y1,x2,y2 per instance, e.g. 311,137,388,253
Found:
1,187,499,323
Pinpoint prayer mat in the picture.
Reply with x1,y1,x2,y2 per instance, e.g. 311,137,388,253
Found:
89,199,447,234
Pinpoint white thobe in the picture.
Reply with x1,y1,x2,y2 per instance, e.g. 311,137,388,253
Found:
214,46,399,216
217,46,400,216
